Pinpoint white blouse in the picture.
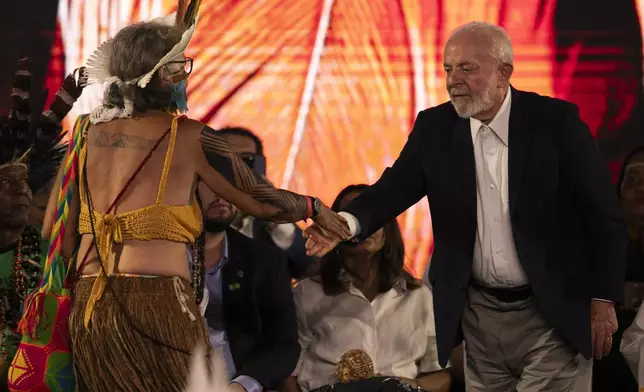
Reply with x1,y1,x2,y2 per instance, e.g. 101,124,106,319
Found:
293,277,443,391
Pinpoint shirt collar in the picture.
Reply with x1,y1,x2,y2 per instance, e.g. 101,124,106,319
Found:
339,269,407,296
469,87,512,146
231,216,254,239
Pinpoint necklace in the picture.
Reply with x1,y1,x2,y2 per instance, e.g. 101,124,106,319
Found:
0,227,42,359
191,234,205,305
0,236,25,359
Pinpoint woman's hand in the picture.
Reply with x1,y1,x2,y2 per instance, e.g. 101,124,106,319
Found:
311,202,352,240
399,378,419,388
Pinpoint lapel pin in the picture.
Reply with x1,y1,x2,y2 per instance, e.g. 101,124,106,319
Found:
237,270,244,278
228,283,241,291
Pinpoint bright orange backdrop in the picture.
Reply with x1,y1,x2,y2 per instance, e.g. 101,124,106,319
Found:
54,0,640,277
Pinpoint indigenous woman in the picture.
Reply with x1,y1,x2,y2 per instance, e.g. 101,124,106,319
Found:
41,2,350,391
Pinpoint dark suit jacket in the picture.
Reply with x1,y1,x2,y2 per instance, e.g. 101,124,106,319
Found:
251,219,317,279
343,87,628,367
222,229,300,388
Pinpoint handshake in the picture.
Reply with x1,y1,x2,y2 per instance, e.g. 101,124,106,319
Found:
304,200,354,258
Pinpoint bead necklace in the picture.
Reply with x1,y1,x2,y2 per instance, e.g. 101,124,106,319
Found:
0,227,41,359
191,233,205,305
0,236,25,359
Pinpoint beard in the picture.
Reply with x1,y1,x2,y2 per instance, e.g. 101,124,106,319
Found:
449,81,497,119
204,217,234,233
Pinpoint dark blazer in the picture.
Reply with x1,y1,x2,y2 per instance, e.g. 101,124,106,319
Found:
343,87,627,367
222,228,300,389
252,220,317,279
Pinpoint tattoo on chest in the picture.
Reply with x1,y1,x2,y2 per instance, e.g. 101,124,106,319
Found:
87,130,157,150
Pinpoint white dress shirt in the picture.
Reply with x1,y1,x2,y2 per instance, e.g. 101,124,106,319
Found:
621,301,644,386
292,277,443,392
469,89,528,287
232,216,297,250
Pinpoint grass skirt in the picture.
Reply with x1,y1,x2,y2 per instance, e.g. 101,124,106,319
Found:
70,275,209,392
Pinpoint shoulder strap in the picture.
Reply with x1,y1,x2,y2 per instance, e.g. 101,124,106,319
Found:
42,114,89,290
19,114,89,336
155,115,184,204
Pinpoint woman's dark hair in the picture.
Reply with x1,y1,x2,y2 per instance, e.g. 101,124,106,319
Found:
316,184,421,296
617,146,644,199
104,22,184,112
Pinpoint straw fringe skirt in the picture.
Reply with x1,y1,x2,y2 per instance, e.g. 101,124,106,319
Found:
70,275,209,392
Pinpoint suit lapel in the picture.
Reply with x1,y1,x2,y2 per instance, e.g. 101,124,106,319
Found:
508,87,528,212
451,118,477,221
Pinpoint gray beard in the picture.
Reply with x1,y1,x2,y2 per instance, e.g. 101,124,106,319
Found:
452,99,486,118
450,83,497,119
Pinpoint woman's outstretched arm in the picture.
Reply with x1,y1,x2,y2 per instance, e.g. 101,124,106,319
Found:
195,124,350,239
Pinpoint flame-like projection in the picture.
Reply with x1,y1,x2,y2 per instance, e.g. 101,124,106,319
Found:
56,0,569,276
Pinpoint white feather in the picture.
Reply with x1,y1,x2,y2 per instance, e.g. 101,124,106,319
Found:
150,12,178,26
85,39,113,85
136,16,199,88
83,12,200,89
199,287,209,317
183,345,234,392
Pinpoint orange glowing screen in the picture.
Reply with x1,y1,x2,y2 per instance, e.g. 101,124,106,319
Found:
54,0,639,278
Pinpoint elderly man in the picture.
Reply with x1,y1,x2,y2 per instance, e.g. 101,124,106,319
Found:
304,21,626,391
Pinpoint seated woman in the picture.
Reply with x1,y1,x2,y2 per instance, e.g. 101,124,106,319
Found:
596,146,644,391
41,4,349,391
289,184,451,392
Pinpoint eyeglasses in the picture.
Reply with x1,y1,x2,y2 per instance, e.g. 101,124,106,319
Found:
240,153,266,176
164,57,194,76
240,153,258,168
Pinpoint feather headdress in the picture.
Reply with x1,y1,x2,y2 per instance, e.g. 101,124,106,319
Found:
85,0,201,88
0,58,85,193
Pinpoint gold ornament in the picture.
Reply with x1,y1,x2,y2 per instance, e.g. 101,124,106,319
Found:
336,349,375,383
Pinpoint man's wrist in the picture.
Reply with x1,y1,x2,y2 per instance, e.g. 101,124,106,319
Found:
337,212,360,238
231,375,262,392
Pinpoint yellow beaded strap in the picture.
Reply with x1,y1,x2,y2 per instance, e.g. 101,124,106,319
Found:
82,116,183,329
155,112,180,204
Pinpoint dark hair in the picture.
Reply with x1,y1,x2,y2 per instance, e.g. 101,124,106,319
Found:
617,146,644,199
316,184,421,296
217,126,264,155
104,22,184,113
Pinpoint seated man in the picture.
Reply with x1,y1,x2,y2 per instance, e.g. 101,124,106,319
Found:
198,182,300,392
217,126,316,279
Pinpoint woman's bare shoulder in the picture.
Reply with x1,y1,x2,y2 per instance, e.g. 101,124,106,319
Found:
177,117,210,144
180,117,208,133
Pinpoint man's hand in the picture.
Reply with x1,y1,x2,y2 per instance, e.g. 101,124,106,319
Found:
304,224,343,257
591,300,618,359
311,202,352,240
